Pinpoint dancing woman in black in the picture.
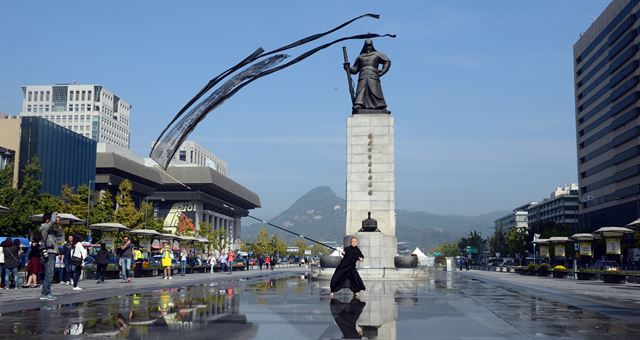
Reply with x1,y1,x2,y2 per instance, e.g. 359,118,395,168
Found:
330,236,366,298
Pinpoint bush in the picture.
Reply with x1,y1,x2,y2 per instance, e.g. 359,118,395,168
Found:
527,264,538,270
553,265,567,271
538,263,551,271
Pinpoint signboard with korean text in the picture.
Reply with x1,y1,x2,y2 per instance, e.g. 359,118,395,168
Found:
539,245,549,258
579,242,592,256
554,245,566,258
606,238,621,255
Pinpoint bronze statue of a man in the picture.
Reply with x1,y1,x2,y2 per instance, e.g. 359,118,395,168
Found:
345,39,391,113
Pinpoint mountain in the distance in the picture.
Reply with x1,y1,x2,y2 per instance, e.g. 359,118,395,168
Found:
242,186,506,251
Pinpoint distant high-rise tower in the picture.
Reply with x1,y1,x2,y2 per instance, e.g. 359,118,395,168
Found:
573,0,640,230
20,84,131,149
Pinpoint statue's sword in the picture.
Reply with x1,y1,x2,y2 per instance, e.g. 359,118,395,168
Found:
342,46,356,104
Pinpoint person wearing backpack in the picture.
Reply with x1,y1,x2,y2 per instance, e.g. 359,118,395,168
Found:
2,238,20,289
70,235,87,291
95,243,109,284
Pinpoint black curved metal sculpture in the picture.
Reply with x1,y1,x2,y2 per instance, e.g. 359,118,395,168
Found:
150,14,395,169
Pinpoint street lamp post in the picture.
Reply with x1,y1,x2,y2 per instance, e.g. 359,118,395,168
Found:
87,179,94,230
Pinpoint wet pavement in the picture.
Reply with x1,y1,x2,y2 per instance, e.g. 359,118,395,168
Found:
1,271,639,339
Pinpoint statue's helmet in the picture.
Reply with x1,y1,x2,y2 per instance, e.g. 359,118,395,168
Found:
360,39,377,54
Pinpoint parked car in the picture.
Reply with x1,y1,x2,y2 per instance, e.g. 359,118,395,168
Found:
499,258,516,267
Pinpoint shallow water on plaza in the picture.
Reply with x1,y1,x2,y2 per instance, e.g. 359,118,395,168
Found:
0,271,638,339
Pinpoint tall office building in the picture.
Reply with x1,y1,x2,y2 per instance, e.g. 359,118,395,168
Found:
573,0,640,230
20,84,131,148
527,184,580,233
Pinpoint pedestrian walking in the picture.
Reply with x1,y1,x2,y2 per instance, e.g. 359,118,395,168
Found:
258,254,264,270
161,244,173,280
54,255,64,283
0,238,5,289
2,238,20,289
265,254,271,270
180,251,187,276
26,234,43,288
219,253,228,273
133,247,143,278
227,250,235,274
208,254,217,274
270,254,277,271
118,236,134,283
95,243,109,284
61,235,74,285
40,212,61,300
70,235,87,291
330,237,366,298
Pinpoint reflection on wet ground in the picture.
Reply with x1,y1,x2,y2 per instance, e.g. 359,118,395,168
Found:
0,272,638,339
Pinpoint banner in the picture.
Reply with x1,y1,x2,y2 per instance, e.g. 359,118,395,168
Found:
579,242,592,256
554,245,566,258
539,245,549,258
102,236,114,248
606,238,621,255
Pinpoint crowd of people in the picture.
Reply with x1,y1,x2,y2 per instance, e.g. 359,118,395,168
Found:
1,213,302,301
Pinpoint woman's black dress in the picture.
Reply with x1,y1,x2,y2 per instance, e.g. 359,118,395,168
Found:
330,298,366,339
330,245,366,293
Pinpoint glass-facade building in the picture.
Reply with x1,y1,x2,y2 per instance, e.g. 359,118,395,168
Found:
574,0,640,230
19,116,96,196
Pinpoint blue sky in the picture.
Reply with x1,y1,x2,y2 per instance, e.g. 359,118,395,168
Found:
0,0,609,217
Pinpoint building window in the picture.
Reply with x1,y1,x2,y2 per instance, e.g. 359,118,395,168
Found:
46,91,50,101
27,105,32,112
28,91,32,101
39,91,44,101
179,150,186,161
45,105,49,112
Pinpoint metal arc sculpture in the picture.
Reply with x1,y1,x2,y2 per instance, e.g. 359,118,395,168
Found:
150,14,395,169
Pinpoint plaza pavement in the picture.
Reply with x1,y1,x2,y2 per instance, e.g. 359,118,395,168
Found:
461,269,640,325
0,266,307,314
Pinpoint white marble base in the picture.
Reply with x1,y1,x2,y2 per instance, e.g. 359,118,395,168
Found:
344,232,396,268
346,114,396,235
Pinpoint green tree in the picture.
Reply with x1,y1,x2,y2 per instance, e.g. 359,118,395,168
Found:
431,242,460,257
39,194,64,214
61,184,91,236
488,228,507,256
0,161,16,206
115,179,141,228
458,230,487,253
293,239,308,257
90,190,115,224
1,157,42,236
310,243,327,256
506,228,527,259
138,201,164,232
271,235,287,256
252,227,272,256
209,227,229,255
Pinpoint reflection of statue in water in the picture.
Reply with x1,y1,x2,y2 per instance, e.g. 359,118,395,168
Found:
344,39,391,113
330,298,366,339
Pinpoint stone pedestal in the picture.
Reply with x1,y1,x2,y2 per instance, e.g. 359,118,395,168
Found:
344,232,396,268
346,114,395,236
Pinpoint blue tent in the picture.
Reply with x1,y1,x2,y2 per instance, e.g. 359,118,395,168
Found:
0,236,30,247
